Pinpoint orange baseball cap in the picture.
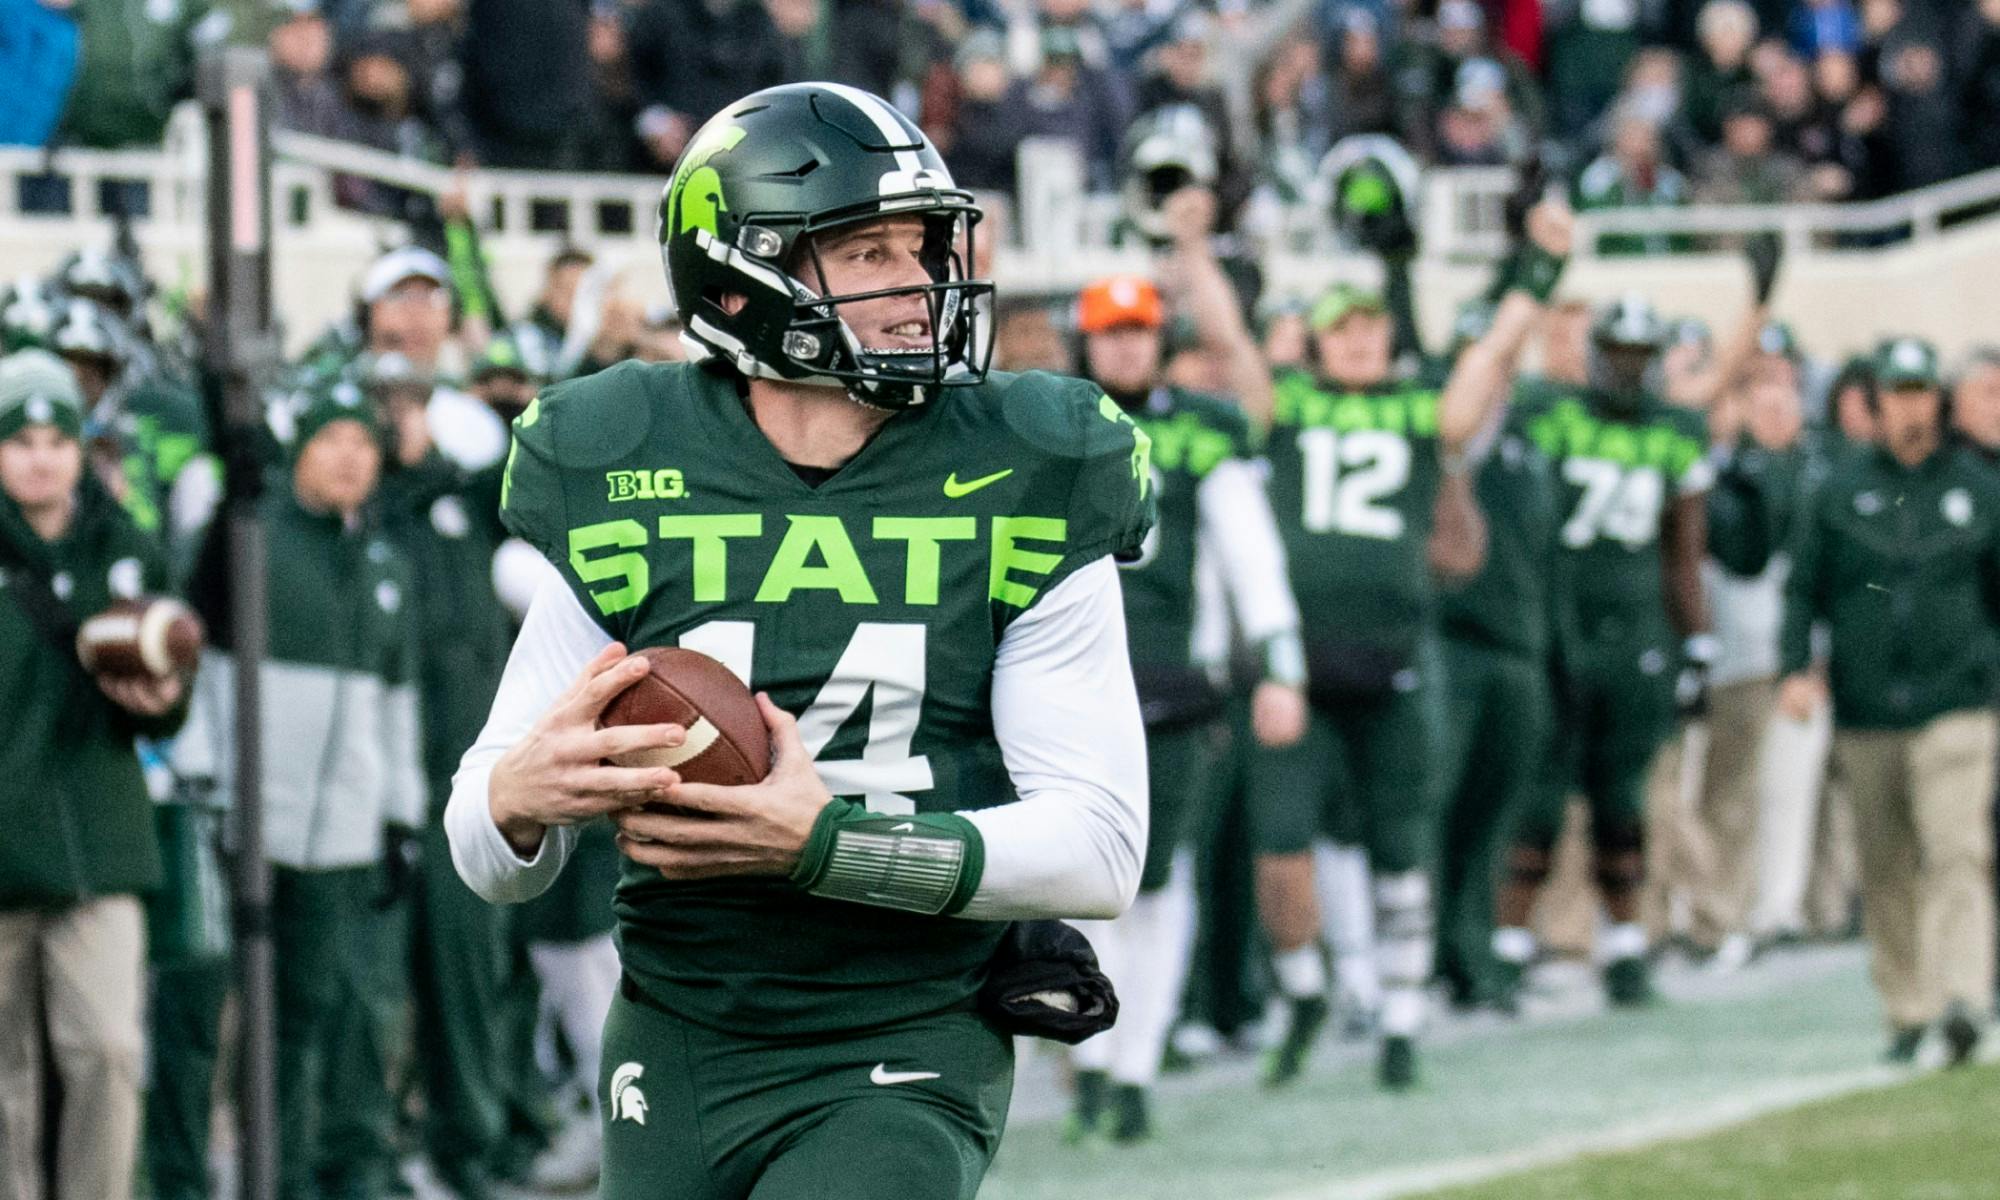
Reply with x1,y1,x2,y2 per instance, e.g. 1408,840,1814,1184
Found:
1077,276,1164,334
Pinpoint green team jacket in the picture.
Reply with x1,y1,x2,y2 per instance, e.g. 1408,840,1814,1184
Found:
501,361,1152,1036
375,453,513,806
1781,442,2000,730
0,479,181,909
172,485,426,869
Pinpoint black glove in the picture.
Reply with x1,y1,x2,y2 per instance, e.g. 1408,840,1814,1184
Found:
1746,232,1783,306
977,920,1119,1044
1675,634,1719,721
374,824,423,910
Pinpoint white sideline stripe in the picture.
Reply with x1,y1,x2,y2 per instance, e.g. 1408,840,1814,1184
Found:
1269,1049,1998,1200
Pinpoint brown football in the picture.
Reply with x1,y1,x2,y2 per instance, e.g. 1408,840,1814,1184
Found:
599,647,770,786
76,597,205,679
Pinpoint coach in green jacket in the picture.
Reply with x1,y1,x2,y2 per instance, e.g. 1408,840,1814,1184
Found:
1779,337,2000,1067
0,349,185,1200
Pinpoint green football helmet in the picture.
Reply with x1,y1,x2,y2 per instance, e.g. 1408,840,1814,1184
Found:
1,276,61,353
1589,292,1666,401
658,83,994,409
1590,293,1667,351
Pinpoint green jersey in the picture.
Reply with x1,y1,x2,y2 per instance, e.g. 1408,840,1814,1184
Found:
1514,377,1712,643
1439,405,1560,661
1117,387,1252,704
1266,366,1446,657
500,362,1152,1036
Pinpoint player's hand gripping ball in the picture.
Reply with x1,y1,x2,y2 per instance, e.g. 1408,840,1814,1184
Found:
598,647,771,786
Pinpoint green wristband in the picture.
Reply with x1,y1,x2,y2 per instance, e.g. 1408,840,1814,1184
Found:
1506,244,1567,304
790,800,985,916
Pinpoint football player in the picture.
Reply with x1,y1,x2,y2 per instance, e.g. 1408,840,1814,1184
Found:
1252,202,1574,1090
446,83,1152,1199
1492,293,1729,1007
1065,188,1306,1144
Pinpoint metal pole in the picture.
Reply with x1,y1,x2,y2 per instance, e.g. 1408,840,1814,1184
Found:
198,45,278,1200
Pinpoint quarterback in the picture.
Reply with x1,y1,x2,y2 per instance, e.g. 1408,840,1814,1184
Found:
445,84,1153,1197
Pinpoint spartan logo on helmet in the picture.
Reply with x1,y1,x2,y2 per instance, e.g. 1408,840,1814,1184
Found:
610,1062,649,1125
657,83,994,411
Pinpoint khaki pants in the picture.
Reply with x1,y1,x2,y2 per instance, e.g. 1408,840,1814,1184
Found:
0,897,147,1200
1645,680,1777,946
1753,700,1858,938
1833,710,1999,1029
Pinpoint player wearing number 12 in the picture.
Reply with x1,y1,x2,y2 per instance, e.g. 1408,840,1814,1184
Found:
1251,203,1576,1091
444,84,1153,1200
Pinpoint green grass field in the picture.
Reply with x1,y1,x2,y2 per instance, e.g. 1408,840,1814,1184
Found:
1412,1061,2000,1200
979,947,1987,1200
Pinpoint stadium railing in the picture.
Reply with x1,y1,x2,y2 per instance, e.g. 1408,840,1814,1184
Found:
7,105,2000,358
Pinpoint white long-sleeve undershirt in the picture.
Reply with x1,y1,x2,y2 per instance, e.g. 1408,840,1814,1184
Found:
445,558,1148,921
1195,457,1301,649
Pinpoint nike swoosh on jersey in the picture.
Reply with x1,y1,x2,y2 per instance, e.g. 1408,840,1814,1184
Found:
870,1064,942,1086
942,468,1014,498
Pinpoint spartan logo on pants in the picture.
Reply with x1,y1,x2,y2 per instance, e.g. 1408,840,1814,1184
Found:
611,1062,649,1125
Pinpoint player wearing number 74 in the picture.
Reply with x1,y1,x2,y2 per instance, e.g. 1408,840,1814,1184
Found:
444,83,1154,1200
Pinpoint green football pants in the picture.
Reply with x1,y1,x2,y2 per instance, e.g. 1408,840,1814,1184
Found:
1518,635,1677,853
1432,638,1551,998
1248,668,1442,872
145,956,231,1200
1140,723,1219,892
272,864,400,1200
1185,700,1269,1036
598,982,1013,1200
410,812,512,1166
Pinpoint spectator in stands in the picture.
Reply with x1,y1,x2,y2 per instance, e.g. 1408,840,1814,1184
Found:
1396,0,1542,159
59,0,213,152
626,0,787,169
506,247,594,384
1434,60,1523,166
0,349,184,1200
0,0,79,149
271,5,348,141
938,29,1028,194
1324,6,1399,144
1248,34,1333,205
1960,0,2000,171
1543,0,1653,137
1575,108,1691,255
397,0,477,162
1757,46,1842,169
1791,0,1861,60
1695,94,1811,203
337,33,449,165
1104,0,1182,73
1137,13,1249,218
462,0,598,169
1683,0,1759,145
1869,0,1963,191
1006,23,1133,191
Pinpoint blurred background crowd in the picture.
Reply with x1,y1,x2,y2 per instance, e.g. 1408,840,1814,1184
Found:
9,0,2000,228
